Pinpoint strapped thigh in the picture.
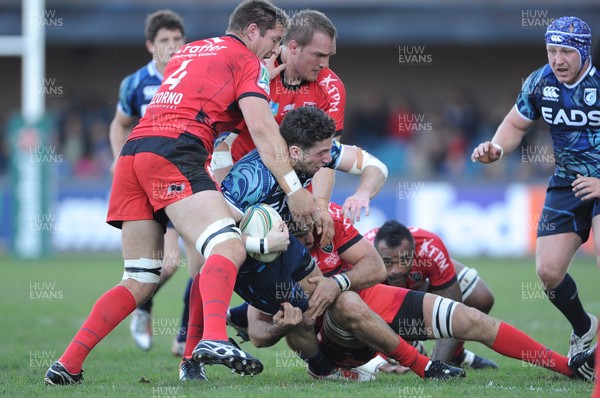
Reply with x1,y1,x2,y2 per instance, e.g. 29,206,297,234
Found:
431,296,457,339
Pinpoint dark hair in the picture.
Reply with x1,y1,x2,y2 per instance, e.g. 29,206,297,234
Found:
228,0,289,36
282,9,336,46
145,10,185,42
374,220,414,250
279,107,336,150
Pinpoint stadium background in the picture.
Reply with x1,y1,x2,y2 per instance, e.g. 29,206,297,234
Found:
1,0,600,259
1,2,600,397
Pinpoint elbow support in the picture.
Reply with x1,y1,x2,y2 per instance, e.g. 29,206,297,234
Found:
348,147,389,179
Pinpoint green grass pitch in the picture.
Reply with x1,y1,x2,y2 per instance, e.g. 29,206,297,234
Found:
0,253,597,397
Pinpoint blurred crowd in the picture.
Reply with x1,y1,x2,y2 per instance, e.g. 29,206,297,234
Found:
0,89,555,182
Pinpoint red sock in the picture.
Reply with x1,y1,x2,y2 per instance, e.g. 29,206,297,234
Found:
452,341,465,359
491,322,571,376
199,255,237,341
386,336,430,378
183,273,203,358
59,285,136,373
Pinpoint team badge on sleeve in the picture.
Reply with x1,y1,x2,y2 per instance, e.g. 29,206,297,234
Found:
257,65,270,95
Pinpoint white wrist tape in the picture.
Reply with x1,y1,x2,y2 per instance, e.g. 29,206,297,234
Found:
492,143,504,159
211,150,234,170
284,170,302,196
245,236,269,254
332,273,351,291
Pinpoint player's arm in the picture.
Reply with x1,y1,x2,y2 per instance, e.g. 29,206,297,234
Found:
247,302,303,348
239,96,319,228
108,110,135,173
471,106,534,163
312,167,336,248
211,132,239,184
307,237,386,320
338,238,387,291
334,143,388,223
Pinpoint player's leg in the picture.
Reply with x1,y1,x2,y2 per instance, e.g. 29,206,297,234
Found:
421,293,595,380
130,226,181,351
537,233,597,356
537,187,597,357
326,287,464,379
46,147,166,385
172,276,192,357
45,220,164,385
450,260,497,369
166,190,259,375
180,239,206,363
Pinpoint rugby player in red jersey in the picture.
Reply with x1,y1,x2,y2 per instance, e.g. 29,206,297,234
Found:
361,223,497,371
45,0,321,386
232,203,595,381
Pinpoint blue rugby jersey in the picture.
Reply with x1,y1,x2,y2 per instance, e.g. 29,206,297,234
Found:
516,62,600,180
117,61,163,118
221,139,344,224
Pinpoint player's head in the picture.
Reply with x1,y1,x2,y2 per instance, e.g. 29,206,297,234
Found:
291,223,316,249
227,0,289,59
145,10,186,66
545,16,592,83
374,220,415,287
282,10,337,82
279,106,336,176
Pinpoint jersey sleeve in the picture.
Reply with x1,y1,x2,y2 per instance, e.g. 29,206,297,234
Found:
117,73,137,117
363,228,379,245
329,203,362,254
515,66,547,121
326,140,344,170
419,233,457,290
235,56,271,103
318,69,346,137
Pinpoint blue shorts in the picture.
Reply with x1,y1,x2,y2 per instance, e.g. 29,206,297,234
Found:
234,235,315,315
539,175,600,242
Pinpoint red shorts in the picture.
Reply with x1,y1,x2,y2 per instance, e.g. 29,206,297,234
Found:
359,283,409,324
107,133,218,230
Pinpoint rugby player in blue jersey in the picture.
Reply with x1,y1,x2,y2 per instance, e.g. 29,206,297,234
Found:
107,10,193,356
472,17,598,372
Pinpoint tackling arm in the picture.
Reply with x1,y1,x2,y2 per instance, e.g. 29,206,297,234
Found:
335,144,388,222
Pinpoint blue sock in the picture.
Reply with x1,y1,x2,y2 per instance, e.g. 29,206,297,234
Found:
229,302,250,328
138,296,153,312
177,278,193,343
304,350,335,375
545,273,591,336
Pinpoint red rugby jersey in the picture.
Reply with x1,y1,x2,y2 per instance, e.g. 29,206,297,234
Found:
309,203,361,277
230,65,346,161
129,35,271,154
364,227,456,291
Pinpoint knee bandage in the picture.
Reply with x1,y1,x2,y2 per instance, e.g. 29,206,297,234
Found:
457,267,480,300
195,218,241,257
122,258,162,284
431,296,457,339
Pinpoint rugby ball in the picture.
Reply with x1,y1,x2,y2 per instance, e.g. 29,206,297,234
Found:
239,203,283,262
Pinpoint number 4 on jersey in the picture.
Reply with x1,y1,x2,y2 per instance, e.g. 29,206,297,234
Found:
164,59,193,90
